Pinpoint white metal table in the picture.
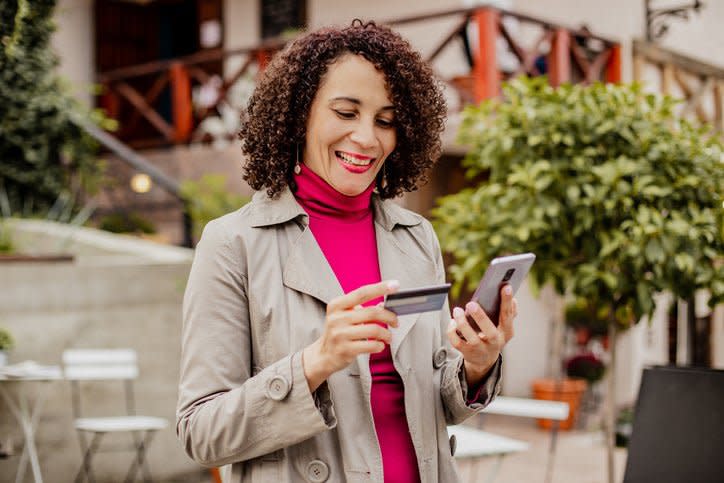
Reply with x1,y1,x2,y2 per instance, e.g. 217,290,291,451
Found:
0,362,63,483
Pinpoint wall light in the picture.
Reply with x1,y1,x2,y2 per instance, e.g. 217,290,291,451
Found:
130,173,152,194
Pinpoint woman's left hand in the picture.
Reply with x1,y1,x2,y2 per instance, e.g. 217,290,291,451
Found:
446,285,517,387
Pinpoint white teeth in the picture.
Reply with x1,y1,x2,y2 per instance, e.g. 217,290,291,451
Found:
337,152,372,166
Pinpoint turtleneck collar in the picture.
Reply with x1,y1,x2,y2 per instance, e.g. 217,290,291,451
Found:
293,163,374,222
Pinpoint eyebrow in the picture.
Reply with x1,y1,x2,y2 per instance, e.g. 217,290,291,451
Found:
330,96,395,112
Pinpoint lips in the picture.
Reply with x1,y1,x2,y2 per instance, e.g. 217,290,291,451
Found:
335,151,375,174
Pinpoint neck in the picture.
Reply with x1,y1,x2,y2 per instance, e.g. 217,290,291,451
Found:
293,163,374,221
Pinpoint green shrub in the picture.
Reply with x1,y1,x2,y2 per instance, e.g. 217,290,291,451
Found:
180,174,249,240
433,77,723,329
99,213,156,234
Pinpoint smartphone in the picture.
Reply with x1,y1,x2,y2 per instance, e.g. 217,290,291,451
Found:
384,283,451,316
471,253,536,325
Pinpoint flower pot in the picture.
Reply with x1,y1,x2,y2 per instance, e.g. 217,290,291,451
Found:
0,351,7,366
531,378,587,430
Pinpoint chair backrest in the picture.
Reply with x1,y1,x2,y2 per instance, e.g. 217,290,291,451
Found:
63,349,138,381
62,348,140,418
623,365,724,483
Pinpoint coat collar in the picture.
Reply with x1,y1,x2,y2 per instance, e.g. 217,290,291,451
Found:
247,186,423,231
250,185,430,358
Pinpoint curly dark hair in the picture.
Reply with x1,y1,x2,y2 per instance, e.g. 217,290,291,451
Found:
239,20,447,199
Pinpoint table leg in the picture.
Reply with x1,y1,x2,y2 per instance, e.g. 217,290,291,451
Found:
0,383,53,483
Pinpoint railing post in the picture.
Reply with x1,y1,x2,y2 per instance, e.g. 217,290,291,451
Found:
169,62,193,143
473,8,500,102
99,84,120,124
256,48,272,74
605,44,622,83
548,29,571,87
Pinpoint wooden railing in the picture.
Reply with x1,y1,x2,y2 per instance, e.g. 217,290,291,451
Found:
633,39,724,133
97,6,622,147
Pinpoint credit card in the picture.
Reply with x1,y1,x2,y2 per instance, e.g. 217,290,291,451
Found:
383,283,451,316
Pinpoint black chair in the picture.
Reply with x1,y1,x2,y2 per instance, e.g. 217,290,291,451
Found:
623,365,724,483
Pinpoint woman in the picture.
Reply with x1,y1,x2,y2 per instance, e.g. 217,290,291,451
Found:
177,20,517,483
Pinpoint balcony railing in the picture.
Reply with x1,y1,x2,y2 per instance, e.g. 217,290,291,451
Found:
633,39,724,133
96,6,622,148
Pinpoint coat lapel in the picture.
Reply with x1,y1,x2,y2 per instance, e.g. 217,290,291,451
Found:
375,220,435,359
282,226,343,305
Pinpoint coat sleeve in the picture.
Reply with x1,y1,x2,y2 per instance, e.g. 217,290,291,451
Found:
424,220,502,425
176,218,336,467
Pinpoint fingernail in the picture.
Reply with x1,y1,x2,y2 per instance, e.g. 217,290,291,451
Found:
465,301,477,312
387,280,400,290
453,307,464,318
503,285,512,295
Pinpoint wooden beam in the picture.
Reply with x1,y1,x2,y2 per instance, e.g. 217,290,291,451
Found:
473,8,500,101
126,73,170,135
714,81,724,132
548,29,571,87
426,16,470,64
633,40,724,80
674,69,711,122
115,82,175,141
633,54,645,82
662,63,675,96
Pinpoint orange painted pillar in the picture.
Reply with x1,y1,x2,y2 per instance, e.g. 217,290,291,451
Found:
170,62,193,143
547,29,571,87
473,8,500,102
605,44,622,83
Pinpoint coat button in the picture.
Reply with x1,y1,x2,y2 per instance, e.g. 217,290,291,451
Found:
433,347,447,369
306,459,330,482
266,375,290,401
449,434,457,457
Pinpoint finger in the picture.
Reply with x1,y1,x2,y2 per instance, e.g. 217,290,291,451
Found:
328,280,399,313
499,297,517,342
339,323,393,345
339,305,399,328
465,301,497,339
453,307,480,346
499,284,514,325
447,319,465,350
350,339,387,354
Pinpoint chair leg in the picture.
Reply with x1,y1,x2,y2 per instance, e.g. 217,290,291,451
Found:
123,430,156,483
75,432,103,483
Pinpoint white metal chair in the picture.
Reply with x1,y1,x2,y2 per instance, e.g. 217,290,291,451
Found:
62,349,167,483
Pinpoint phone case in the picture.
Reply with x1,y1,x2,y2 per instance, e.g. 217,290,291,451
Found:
471,253,535,324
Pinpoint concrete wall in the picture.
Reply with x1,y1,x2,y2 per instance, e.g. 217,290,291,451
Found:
0,220,197,482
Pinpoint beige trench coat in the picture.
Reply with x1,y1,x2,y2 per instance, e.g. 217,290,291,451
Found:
177,187,501,483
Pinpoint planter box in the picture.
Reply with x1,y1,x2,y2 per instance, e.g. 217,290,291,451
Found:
531,378,588,430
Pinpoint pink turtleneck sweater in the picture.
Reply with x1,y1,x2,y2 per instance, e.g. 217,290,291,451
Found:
294,164,420,483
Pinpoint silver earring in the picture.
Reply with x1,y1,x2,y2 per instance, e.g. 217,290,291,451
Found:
294,145,301,175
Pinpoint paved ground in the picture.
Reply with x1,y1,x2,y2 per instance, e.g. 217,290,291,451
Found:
456,414,628,483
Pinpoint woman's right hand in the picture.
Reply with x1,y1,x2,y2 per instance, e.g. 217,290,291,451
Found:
302,280,401,392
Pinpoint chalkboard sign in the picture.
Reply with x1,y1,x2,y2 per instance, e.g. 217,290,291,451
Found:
624,366,724,483
261,0,306,39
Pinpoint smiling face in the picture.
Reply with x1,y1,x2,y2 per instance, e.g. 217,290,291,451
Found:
302,54,397,196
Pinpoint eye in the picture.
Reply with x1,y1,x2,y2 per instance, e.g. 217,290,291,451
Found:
334,110,356,119
376,118,394,128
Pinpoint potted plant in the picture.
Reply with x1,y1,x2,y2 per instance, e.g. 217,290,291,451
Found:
432,77,723,481
0,327,15,366
565,298,610,347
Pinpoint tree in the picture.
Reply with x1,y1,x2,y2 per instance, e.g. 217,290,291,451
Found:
432,77,723,483
0,0,108,215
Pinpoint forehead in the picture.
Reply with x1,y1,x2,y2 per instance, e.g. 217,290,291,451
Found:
316,54,392,105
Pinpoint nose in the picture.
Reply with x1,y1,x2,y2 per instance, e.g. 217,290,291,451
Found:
349,120,376,149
